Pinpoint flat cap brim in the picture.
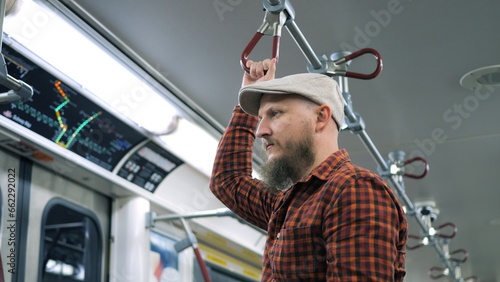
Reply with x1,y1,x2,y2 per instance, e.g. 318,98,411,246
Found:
238,73,345,127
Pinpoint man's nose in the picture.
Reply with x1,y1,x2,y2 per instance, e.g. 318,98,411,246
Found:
256,118,270,138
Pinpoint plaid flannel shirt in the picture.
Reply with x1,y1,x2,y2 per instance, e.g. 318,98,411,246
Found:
210,106,407,281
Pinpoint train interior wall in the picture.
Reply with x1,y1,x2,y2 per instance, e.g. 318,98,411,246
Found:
0,144,263,281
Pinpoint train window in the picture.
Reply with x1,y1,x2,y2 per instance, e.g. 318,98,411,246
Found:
38,198,102,282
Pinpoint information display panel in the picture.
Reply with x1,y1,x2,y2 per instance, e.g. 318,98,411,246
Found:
0,44,146,171
118,141,183,192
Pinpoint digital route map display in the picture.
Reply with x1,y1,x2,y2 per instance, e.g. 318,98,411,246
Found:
0,44,146,171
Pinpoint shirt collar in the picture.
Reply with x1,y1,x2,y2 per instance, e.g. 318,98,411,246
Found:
298,148,350,183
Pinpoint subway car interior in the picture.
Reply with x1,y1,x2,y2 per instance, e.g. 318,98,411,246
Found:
0,0,499,281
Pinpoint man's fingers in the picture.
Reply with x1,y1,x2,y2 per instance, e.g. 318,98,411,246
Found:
264,58,277,80
242,58,277,87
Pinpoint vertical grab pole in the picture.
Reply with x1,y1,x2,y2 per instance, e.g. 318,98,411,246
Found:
179,218,212,282
0,253,4,282
0,0,6,51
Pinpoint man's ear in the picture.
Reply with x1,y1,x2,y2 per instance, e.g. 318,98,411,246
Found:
315,105,332,132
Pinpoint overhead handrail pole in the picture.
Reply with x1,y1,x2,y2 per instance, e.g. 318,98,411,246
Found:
0,0,34,104
242,0,382,80
284,19,322,70
152,208,266,236
154,208,235,221
262,0,321,70
240,11,284,73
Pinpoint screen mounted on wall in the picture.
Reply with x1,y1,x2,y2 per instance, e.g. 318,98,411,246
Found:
118,141,183,192
0,44,146,171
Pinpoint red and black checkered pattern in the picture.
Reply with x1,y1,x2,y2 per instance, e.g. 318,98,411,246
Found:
210,106,407,281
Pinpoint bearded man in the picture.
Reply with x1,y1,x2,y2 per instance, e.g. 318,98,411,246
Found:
209,58,407,281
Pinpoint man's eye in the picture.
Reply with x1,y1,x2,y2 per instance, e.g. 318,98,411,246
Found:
272,111,281,117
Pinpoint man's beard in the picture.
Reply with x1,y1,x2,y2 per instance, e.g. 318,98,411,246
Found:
259,131,315,192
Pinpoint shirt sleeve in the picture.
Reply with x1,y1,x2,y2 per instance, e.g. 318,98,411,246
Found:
323,173,406,281
209,106,279,231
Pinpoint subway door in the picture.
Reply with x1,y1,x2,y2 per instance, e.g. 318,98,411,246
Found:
24,162,110,282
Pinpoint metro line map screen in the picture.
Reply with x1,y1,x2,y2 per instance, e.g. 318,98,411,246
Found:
0,44,146,171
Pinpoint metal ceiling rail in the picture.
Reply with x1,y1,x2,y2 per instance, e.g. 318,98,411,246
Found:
240,0,382,80
0,0,33,104
240,0,479,281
